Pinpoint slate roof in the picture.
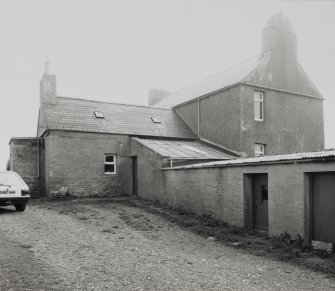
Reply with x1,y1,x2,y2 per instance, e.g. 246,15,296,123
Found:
154,51,323,108
164,150,335,169
155,55,264,108
132,138,234,160
41,97,196,139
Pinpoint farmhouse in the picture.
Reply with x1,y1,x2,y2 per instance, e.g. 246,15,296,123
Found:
9,14,335,244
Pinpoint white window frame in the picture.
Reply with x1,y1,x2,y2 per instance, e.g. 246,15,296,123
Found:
94,111,104,118
254,143,265,157
151,117,161,123
254,91,264,121
104,154,116,174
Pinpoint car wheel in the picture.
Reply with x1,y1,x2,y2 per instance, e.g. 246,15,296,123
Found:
14,203,26,212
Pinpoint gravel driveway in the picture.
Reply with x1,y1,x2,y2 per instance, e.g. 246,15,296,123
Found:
0,197,334,291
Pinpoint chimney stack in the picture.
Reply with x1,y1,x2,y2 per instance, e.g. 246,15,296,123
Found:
261,13,297,63
148,89,170,106
40,59,57,108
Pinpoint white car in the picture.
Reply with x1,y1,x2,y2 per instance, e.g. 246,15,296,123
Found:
0,171,30,211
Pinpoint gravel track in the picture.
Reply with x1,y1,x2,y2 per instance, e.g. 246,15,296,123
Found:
0,197,335,290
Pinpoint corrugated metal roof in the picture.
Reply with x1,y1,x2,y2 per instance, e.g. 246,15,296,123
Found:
132,138,234,160
155,55,265,108
165,150,335,169
42,97,196,139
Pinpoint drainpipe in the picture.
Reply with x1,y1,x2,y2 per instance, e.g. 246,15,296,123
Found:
37,138,40,178
197,98,200,139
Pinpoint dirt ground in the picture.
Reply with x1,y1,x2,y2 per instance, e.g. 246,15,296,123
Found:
1,197,335,291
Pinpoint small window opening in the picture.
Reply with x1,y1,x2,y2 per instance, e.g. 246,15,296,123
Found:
151,117,161,123
95,111,104,119
104,154,116,174
254,143,265,157
261,185,268,201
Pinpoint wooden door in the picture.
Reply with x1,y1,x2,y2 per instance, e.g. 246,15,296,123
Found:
253,174,269,231
312,173,335,244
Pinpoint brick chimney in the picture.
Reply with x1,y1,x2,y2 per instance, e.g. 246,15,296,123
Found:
262,13,297,63
148,89,170,106
40,59,57,108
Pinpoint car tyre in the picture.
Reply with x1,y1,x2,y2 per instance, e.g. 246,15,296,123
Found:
14,203,26,212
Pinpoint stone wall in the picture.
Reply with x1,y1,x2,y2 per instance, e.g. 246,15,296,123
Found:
130,138,167,202
239,85,324,156
9,138,45,197
132,146,335,241
175,84,324,157
44,131,132,197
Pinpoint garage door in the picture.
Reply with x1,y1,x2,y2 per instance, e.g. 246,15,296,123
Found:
312,172,335,244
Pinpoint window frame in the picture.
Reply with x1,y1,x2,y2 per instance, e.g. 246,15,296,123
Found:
254,143,265,157
254,91,264,121
94,111,104,119
104,154,116,175
151,117,161,124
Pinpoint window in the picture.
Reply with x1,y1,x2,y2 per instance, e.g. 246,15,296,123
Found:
254,144,265,157
261,185,268,201
104,155,116,174
254,91,264,121
94,111,104,118
151,117,161,123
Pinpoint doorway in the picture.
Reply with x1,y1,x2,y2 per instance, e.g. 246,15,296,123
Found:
312,172,335,244
253,174,269,231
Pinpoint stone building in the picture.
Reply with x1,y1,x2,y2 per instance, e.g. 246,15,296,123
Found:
10,14,324,197
151,14,324,157
9,14,334,244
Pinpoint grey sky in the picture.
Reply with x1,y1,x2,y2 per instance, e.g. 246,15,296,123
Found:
0,0,334,169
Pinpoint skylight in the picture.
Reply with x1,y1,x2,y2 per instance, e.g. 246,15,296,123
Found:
94,111,104,119
151,117,161,123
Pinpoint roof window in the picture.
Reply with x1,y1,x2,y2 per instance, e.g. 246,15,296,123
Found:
94,111,104,119
151,117,161,123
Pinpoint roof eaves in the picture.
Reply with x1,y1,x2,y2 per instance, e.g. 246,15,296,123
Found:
296,62,323,98
46,128,194,140
199,138,242,158
241,82,325,100
162,155,335,171
9,137,40,145
172,82,242,108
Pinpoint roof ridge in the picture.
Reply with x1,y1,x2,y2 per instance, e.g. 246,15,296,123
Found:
162,54,261,100
56,96,173,111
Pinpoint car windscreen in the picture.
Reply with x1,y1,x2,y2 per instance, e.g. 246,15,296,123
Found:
0,173,26,187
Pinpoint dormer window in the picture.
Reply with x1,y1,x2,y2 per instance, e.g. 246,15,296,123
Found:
151,117,161,123
94,111,104,119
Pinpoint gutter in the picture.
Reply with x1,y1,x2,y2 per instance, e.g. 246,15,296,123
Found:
39,128,195,140
161,157,335,171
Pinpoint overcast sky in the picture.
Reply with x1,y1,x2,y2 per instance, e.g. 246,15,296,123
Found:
0,0,334,169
